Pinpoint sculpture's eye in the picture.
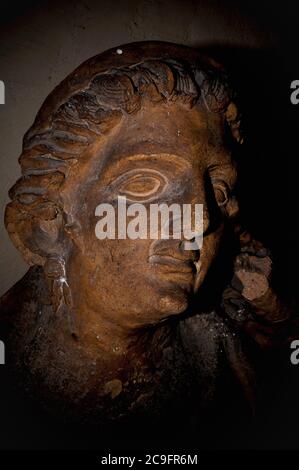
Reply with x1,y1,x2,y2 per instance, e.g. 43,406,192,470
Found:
115,169,167,201
121,175,160,197
212,180,229,206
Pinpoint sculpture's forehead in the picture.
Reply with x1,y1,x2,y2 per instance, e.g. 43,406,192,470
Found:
99,102,229,176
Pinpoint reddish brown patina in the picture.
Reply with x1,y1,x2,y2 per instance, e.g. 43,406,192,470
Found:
0,42,294,427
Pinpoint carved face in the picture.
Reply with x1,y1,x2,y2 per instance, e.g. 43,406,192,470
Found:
61,101,237,328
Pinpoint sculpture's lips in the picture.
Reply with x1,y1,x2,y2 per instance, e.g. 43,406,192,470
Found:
148,254,196,274
148,240,200,287
149,239,200,263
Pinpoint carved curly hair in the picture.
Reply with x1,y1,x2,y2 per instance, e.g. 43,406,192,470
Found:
5,41,242,268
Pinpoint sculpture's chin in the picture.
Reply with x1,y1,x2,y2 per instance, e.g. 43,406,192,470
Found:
146,278,193,319
157,293,189,317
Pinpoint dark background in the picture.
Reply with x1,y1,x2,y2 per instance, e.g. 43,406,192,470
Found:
0,0,299,450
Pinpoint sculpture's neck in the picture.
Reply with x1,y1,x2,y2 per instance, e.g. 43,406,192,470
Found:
45,269,170,375
73,301,142,356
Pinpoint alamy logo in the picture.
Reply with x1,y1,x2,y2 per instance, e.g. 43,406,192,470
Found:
0,340,5,364
95,196,204,250
290,340,299,365
290,80,299,105
0,81,5,104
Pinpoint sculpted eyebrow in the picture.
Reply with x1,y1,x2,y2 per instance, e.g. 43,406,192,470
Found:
106,153,192,173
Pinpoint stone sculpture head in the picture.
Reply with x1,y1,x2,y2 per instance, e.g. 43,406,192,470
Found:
5,42,242,332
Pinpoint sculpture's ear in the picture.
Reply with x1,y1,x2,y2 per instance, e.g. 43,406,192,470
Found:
225,102,243,144
5,200,66,267
226,195,239,220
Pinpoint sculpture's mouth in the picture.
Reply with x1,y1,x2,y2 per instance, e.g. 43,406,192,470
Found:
148,254,196,274
148,240,200,290
148,255,196,290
